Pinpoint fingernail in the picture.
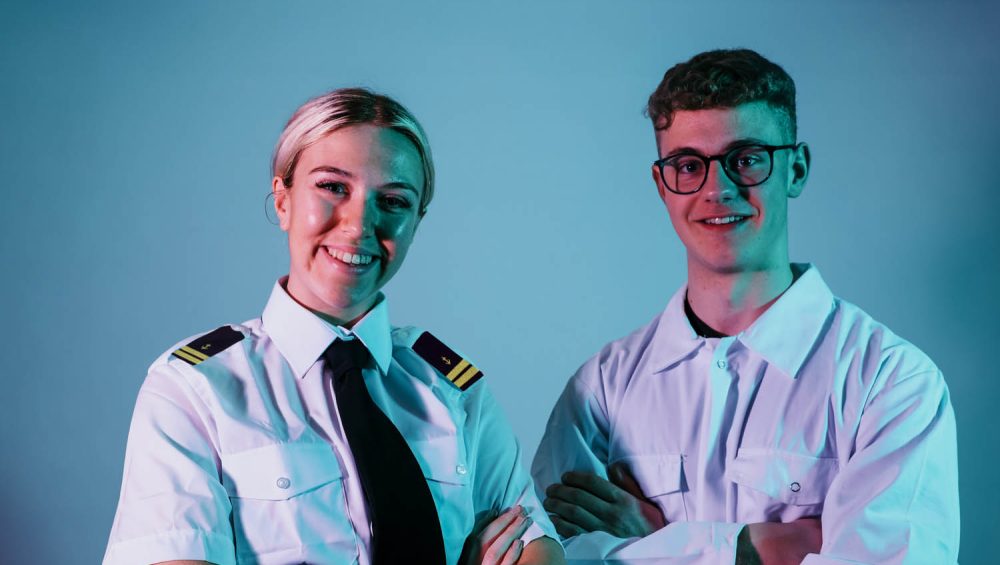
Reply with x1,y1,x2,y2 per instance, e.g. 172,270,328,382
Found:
520,505,529,516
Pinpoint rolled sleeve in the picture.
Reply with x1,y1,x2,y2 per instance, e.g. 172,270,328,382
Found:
103,362,235,564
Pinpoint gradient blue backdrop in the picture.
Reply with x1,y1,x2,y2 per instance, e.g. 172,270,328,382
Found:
2,1,996,562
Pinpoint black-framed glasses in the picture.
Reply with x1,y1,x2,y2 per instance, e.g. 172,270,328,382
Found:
654,143,799,195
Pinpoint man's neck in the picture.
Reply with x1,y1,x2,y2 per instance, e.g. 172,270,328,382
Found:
685,261,795,336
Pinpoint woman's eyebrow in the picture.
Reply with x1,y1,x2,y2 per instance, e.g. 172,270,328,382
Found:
381,181,419,194
309,165,354,177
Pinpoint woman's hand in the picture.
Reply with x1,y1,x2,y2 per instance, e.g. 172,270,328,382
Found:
461,505,534,565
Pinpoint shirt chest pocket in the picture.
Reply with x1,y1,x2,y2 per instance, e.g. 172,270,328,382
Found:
615,454,689,522
409,434,472,563
221,442,357,563
728,448,839,509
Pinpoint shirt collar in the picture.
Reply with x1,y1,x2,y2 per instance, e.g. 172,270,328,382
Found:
738,263,834,379
649,286,706,372
260,277,394,378
651,263,833,379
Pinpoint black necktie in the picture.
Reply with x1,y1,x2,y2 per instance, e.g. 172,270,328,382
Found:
325,338,446,565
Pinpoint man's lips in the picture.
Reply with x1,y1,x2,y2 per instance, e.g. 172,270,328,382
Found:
696,214,751,225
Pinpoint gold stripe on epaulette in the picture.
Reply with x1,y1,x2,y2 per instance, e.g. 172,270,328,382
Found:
179,345,209,362
446,359,470,381
172,348,205,365
453,365,481,389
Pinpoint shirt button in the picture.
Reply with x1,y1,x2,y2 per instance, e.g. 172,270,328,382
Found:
276,477,291,489
456,464,468,475
790,481,801,492
716,360,727,369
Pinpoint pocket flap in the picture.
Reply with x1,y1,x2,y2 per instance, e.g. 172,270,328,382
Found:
411,434,469,486
221,442,343,500
615,454,685,497
729,448,838,505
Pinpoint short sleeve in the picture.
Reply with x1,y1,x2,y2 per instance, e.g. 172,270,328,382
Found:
466,382,560,548
103,361,236,565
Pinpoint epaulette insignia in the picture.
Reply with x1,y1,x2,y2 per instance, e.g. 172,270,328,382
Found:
412,331,484,391
171,326,244,366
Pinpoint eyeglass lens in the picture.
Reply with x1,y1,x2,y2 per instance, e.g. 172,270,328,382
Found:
662,145,775,193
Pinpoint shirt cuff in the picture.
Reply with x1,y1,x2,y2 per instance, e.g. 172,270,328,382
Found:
103,529,235,565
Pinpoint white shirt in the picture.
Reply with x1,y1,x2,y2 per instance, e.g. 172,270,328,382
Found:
531,264,959,564
104,279,555,565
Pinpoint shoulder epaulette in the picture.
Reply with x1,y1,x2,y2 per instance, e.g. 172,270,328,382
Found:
412,331,484,391
171,326,245,366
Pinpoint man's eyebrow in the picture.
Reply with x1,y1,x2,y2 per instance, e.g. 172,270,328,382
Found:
722,137,770,151
665,138,771,156
309,165,354,177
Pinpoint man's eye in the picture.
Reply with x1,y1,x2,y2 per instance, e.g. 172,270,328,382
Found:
730,150,767,170
672,158,704,175
316,181,348,194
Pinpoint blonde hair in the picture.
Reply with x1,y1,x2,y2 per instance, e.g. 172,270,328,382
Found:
272,87,435,216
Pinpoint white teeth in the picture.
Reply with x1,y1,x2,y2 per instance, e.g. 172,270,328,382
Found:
326,248,374,265
703,215,745,225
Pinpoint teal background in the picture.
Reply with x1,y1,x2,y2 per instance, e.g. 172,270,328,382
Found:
1,0,996,562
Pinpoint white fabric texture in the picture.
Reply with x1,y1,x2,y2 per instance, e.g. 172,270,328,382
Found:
104,280,555,565
531,264,959,564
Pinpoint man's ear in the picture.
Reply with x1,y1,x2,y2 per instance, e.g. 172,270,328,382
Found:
652,164,671,206
272,176,291,230
787,142,811,199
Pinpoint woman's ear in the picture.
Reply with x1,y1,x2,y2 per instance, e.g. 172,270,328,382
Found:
787,142,811,199
272,176,291,230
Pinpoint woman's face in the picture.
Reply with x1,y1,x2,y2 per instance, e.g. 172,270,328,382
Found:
274,124,424,325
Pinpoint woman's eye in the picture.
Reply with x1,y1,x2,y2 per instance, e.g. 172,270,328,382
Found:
316,181,348,194
379,194,413,210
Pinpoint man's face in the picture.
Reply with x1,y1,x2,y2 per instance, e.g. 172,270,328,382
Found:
651,101,809,275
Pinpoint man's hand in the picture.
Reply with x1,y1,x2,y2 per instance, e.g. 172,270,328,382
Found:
542,463,666,539
737,518,823,565
461,505,534,565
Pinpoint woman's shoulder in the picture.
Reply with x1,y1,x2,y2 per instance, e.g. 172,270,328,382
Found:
390,325,486,394
149,318,261,372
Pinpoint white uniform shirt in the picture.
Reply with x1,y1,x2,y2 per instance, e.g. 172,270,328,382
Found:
105,280,555,565
531,264,959,564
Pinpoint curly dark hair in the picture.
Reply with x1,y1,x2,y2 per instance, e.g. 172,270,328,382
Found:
647,48,797,140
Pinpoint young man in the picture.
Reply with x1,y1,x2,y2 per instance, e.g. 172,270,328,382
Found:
531,49,959,564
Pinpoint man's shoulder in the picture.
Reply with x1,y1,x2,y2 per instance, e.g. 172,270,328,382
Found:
828,294,941,379
570,310,670,386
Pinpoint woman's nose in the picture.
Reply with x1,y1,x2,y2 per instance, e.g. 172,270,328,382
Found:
337,192,377,237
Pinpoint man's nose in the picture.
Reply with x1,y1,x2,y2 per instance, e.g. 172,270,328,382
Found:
701,160,738,201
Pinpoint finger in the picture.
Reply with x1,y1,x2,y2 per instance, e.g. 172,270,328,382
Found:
545,482,613,520
551,515,586,539
543,494,604,532
478,506,523,547
484,513,532,564
471,508,501,536
608,462,647,500
561,471,621,502
497,537,524,565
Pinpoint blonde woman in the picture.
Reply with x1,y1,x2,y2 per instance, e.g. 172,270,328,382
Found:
104,88,563,565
